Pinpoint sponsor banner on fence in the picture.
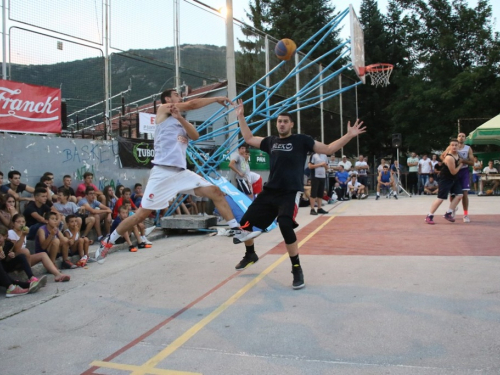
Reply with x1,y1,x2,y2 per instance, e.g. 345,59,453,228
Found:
139,112,156,135
0,79,61,134
118,137,155,169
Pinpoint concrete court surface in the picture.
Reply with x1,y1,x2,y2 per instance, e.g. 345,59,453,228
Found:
1,195,500,375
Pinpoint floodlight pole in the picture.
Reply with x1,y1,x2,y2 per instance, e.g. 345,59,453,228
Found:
174,0,181,90
225,0,237,131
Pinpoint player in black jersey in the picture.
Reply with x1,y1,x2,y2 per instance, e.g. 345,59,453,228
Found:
425,139,463,225
233,99,365,289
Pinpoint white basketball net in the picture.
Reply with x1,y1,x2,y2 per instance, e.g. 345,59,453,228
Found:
366,66,393,87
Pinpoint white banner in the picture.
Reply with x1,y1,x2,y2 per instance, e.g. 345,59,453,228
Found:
139,113,156,134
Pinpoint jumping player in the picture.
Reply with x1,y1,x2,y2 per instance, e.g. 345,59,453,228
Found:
95,90,259,261
425,139,463,224
233,99,365,289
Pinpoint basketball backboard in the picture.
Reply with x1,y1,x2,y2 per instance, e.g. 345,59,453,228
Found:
350,5,365,84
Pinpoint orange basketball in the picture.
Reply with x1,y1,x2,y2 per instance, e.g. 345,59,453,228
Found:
486,189,494,195
275,38,297,61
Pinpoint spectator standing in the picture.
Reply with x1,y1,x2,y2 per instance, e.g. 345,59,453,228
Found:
430,155,439,179
407,152,419,195
472,156,483,193
355,155,369,194
337,155,352,174
308,152,329,215
418,154,433,194
377,158,390,174
229,145,253,200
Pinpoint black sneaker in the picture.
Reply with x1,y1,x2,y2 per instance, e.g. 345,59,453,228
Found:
61,260,77,269
376,195,380,200
292,265,305,289
317,208,328,214
310,209,318,215
235,252,259,270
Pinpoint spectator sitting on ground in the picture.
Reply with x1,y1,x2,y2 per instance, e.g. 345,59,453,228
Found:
347,175,367,199
478,160,500,196
122,200,152,247
111,205,146,252
54,188,95,241
115,184,124,199
8,213,70,282
184,195,198,215
40,176,56,203
75,172,105,204
376,165,398,200
4,170,35,207
59,175,77,203
0,226,44,297
131,183,143,207
113,187,137,218
335,165,349,200
34,211,75,269
0,194,18,229
77,186,112,242
64,214,90,267
103,185,118,212
424,176,439,195
23,187,54,240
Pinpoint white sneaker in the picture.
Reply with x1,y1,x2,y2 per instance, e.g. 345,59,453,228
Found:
463,215,470,223
144,239,153,245
478,192,483,196
144,226,156,236
233,229,262,244
360,194,367,199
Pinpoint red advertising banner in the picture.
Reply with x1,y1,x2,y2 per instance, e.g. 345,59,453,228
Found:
0,79,61,134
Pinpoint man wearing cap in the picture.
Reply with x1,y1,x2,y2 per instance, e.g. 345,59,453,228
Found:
337,155,352,174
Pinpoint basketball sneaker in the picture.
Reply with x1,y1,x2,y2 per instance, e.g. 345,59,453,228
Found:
292,265,305,289
232,228,262,244
425,215,435,225
443,212,455,222
463,215,470,223
95,235,113,263
235,252,259,270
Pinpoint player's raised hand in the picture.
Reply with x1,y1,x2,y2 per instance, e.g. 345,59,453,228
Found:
170,105,181,119
215,96,233,107
234,99,245,118
346,119,366,137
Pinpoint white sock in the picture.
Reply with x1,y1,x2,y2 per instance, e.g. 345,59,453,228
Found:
376,192,380,196
141,236,147,242
446,209,453,213
227,219,239,228
109,230,121,244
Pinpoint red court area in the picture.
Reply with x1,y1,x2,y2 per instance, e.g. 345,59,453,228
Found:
269,215,500,256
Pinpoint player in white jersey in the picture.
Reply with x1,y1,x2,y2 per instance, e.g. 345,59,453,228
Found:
95,89,259,261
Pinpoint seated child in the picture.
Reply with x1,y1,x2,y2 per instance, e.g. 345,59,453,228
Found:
64,214,90,267
35,211,76,269
111,205,149,253
8,214,70,282
0,226,44,296
123,200,152,247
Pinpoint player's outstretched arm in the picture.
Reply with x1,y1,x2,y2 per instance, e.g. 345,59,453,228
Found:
176,96,232,112
171,105,199,141
313,119,365,155
234,99,264,149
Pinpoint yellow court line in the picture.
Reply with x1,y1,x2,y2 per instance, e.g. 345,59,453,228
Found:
90,360,201,375
128,203,351,374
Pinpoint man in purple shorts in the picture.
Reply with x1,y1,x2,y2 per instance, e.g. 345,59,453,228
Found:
454,132,474,223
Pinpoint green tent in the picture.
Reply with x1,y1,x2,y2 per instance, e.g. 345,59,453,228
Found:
465,114,500,146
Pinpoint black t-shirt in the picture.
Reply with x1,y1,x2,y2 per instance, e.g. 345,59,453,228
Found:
59,185,75,196
261,134,315,192
4,183,26,194
23,201,51,227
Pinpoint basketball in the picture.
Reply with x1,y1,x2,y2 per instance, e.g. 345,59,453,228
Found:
275,38,297,61
486,189,494,195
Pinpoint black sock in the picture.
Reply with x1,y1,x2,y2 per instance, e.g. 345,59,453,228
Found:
290,254,300,267
245,244,255,256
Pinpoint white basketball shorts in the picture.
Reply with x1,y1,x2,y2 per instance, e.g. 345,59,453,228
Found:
141,165,212,210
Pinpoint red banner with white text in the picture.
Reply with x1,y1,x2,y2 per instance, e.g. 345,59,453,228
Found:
0,79,61,134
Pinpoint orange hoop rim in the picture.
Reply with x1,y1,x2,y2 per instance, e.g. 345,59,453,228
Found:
358,63,393,76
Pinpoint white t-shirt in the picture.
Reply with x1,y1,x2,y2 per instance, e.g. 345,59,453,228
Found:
355,161,368,176
311,153,328,178
339,160,352,171
8,229,26,248
248,171,261,185
377,164,390,173
407,157,419,172
419,159,433,174
473,161,482,174
348,180,361,190
483,167,498,174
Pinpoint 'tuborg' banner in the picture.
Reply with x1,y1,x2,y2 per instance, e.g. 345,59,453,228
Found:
118,137,155,169
0,79,62,134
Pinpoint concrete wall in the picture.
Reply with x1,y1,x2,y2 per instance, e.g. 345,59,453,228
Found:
0,133,151,193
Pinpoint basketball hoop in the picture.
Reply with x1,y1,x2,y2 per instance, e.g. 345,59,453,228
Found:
359,63,393,87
